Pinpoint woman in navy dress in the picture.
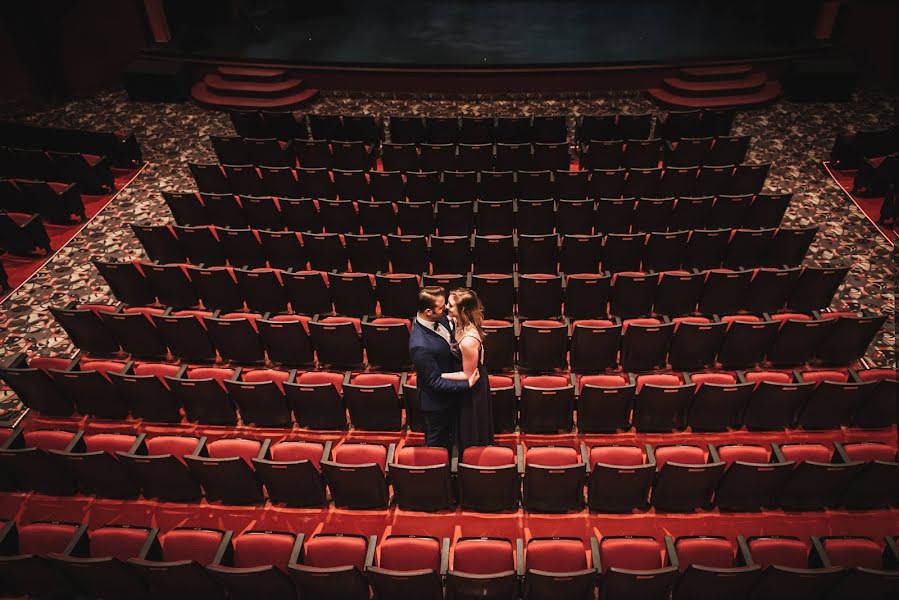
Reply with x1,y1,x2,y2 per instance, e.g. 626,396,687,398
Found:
442,288,494,450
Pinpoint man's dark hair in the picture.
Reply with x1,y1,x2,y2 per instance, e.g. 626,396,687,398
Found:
417,286,446,312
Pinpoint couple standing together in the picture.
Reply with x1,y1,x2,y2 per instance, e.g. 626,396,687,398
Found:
409,286,494,452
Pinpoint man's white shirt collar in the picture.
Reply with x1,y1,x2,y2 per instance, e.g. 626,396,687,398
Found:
416,315,452,345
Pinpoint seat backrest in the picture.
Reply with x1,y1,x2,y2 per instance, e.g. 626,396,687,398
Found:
599,537,664,572
133,363,182,379
304,534,368,569
856,369,897,382
579,374,628,392
145,436,200,458
453,538,515,574
90,526,151,560
187,368,235,384
206,438,262,462
590,445,644,469
691,372,736,386
161,529,225,564
527,538,588,572
242,369,291,385
395,446,448,467
800,370,849,384
269,441,324,468
331,444,387,470
747,537,808,569
675,537,735,568
83,433,138,454
717,445,770,466
636,374,681,392
18,522,79,555
655,445,705,468
461,446,515,467
351,373,400,393
521,375,569,389
379,536,441,572
527,446,580,467
822,537,883,569
842,443,897,463
779,444,832,464
233,532,296,570
24,430,77,451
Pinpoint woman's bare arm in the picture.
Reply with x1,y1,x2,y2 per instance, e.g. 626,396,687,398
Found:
441,337,480,380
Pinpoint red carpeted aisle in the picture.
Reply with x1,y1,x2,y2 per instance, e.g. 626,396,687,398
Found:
823,160,896,243
0,164,146,298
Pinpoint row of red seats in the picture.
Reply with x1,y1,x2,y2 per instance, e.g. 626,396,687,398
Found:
2,352,895,432
47,300,886,376
188,162,770,202
1,427,896,513
163,190,790,235
15,517,895,600
94,260,845,322
0,211,52,258
0,121,142,167
210,134,751,173
132,223,815,275
0,178,85,224
0,146,113,194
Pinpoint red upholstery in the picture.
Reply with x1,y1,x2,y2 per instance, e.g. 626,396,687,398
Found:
673,316,711,327
800,370,849,384
318,316,361,333
404,373,417,387
233,532,296,571
269,441,324,468
304,534,368,569
770,313,812,325
7,212,32,226
612,271,648,283
462,446,515,467
80,361,128,377
691,372,736,386
571,319,615,333
822,538,883,570
527,538,588,572
622,318,661,333
90,527,151,560
599,537,664,573
29,356,72,372
488,375,514,388
0,428,14,446
721,314,762,327
590,446,644,469
522,273,558,280
220,312,262,330
134,363,181,379
379,536,441,572
780,444,832,464
18,523,79,555
146,436,200,458
83,433,138,454
395,446,448,467
123,307,166,319
269,314,311,333
579,375,629,392
24,430,77,451
744,371,792,384
187,368,235,384
521,375,569,389
842,443,897,463
636,374,681,392
522,320,565,329
242,369,291,390
655,445,705,468
453,538,515,574
351,373,401,393
857,369,897,382
527,446,580,467
819,311,857,320
717,445,770,466
675,537,735,568
747,537,809,569
78,304,118,314
483,319,513,327
294,270,330,285
171,310,214,320
331,444,388,471
206,438,262,462
370,317,412,332
161,529,225,564
298,371,344,393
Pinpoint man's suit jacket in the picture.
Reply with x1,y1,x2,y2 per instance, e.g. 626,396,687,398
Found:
409,314,469,412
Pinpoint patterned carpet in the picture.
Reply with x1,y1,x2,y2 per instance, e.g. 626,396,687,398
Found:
0,88,896,420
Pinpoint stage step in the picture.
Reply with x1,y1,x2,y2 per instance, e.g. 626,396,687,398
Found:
663,72,767,97
647,81,781,109
204,74,305,97
216,66,287,82
191,82,319,109
680,64,753,80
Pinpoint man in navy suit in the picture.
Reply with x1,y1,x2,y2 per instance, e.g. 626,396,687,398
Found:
409,286,480,451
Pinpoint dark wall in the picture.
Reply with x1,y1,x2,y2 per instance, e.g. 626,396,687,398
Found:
1,0,150,108
836,0,898,87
